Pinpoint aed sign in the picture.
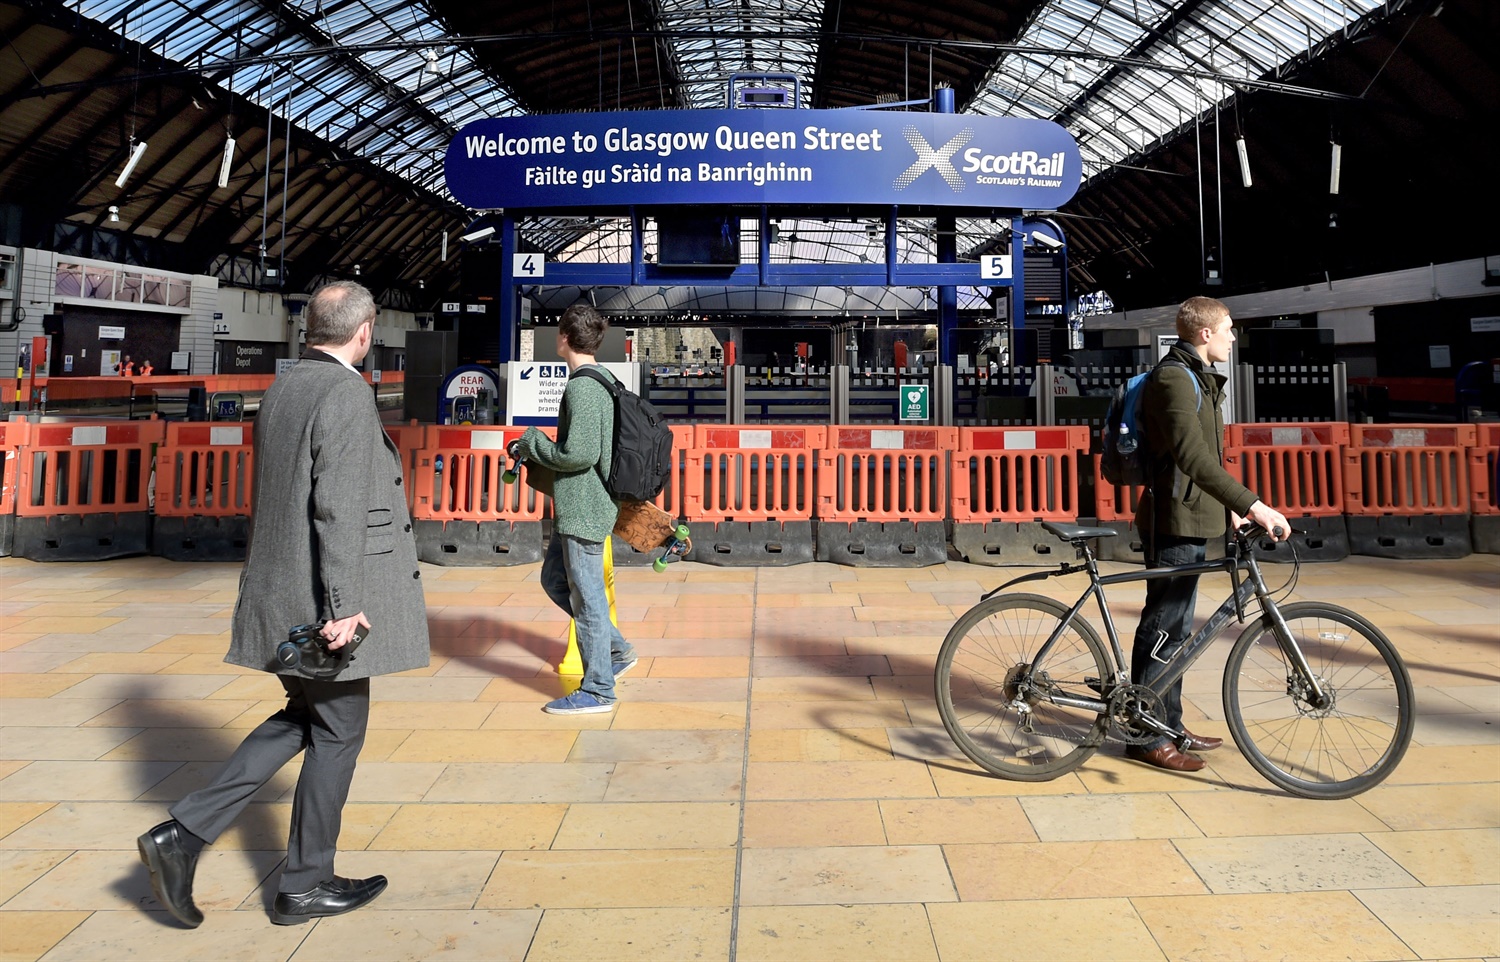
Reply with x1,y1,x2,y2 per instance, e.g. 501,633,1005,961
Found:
899,383,930,422
446,109,1080,211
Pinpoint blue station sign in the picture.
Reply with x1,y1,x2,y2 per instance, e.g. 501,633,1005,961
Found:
445,109,1081,212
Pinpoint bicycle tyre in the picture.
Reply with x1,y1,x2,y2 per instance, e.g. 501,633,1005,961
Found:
935,593,1111,780
1223,601,1414,799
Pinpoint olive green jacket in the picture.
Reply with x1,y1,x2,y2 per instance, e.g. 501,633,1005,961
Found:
517,365,618,543
1135,341,1258,540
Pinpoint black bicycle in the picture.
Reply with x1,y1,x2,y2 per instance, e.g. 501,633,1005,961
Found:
934,522,1414,799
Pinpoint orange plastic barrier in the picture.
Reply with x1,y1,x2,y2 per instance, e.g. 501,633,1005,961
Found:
0,420,23,518
693,425,827,450
154,422,253,517
1470,423,1499,516
1091,456,1143,524
685,447,819,522
953,426,1088,522
813,426,958,525
1225,422,1350,518
413,425,549,522
15,420,163,518
1344,424,1476,516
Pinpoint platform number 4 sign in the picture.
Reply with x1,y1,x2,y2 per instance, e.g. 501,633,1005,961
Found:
513,254,545,278
899,383,929,422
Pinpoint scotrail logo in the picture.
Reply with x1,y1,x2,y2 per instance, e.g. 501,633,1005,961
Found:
893,126,974,192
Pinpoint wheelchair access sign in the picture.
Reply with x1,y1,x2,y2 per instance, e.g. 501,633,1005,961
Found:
899,383,930,422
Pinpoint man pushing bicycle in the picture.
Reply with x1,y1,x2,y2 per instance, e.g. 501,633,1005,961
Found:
1129,296,1290,772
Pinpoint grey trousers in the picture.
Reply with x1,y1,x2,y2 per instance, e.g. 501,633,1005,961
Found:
170,674,370,893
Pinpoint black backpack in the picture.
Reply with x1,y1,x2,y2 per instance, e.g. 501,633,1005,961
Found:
1100,356,1200,487
569,367,674,502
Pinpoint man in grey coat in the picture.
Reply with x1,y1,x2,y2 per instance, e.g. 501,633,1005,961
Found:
137,280,429,927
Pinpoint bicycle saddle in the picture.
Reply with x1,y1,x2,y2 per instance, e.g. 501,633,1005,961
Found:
1041,521,1118,542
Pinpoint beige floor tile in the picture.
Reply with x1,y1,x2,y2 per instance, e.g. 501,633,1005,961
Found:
423,763,613,803
1357,782,1500,830
477,849,735,908
1355,884,1500,959
525,907,731,962
37,909,307,961
366,802,563,851
288,909,541,962
750,699,911,731
736,903,939,961
927,898,1166,962
1074,749,1234,794
211,802,396,851
204,674,294,701
311,850,500,910
552,802,739,849
1018,793,1201,841
478,703,616,730
738,845,956,905
1174,832,1418,893
644,656,749,677
568,729,743,763
152,653,261,675
0,802,171,850
1384,744,1500,784
0,850,70,905
1366,828,1500,885
0,803,53,843
5,848,280,912
748,728,891,762
80,698,258,730
0,911,91,962
604,760,744,802
0,726,139,761
749,675,877,702
742,801,886,848
0,760,180,801
134,759,298,805
340,761,448,802
10,616,124,635
747,760,935,800
48,673,234,701
1172,791,1390,837
880,797,1037,845
610,700,747,730
388,729,575,763
0,675,87,698
0,699,118,727
927,762,1090,797
367,701,495,730
1134,891,1417,961
946,840,1208,901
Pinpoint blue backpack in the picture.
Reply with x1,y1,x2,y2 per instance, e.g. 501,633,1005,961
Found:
1100,357,1201,487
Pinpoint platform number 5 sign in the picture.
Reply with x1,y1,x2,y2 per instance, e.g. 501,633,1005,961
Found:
513,253,545,278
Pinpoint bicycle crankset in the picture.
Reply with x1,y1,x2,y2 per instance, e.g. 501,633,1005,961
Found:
1107,684,1168,745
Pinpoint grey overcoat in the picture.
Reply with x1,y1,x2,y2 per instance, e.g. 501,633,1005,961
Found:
226,351,430,680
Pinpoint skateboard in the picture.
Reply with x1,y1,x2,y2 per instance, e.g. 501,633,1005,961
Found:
613,499,691,572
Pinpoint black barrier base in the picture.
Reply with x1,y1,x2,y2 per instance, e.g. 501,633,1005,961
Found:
1250,515,1348,564
1474,516,1500,555
151,516,249,562
1348,515,1472,559
689,520,814,567
0,513,12,557
14,513,151,561
814,520,946,567
951,522,1072,566
414,519,544,566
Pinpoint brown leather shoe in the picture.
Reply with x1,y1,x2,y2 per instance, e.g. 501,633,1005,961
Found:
1126,743,1206,772
1182,731,1223,752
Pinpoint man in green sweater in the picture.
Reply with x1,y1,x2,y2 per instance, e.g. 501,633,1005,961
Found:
1129,296,1290,771
515,304,637,714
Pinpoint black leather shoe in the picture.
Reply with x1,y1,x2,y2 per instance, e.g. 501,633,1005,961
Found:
137,820,203,928
1182,730,1224,752
272,875,388,925
1125,743,1206,772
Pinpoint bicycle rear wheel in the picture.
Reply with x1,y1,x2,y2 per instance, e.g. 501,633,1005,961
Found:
1223,602,1414,799
935,593,1111,780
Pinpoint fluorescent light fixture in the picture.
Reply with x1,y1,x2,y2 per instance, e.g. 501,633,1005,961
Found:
1329,142,1342,195
216,136,236,189
353,264,362,276
461,225,496,242
108,206,120,223
114,140,148,188
440,231,448,261
1235,137,1252,188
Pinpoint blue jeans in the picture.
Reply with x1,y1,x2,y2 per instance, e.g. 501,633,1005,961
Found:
541,533,635,701
1130,535,1207,751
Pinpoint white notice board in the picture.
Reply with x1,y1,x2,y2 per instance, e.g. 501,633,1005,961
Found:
506,362,640,426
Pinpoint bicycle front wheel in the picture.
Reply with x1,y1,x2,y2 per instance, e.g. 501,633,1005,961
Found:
935,593,1111,780
1223,602,1414,799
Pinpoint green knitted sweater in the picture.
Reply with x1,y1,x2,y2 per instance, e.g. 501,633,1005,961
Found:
517,366,617,543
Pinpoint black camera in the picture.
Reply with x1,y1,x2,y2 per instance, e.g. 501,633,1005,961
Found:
276,622,367,679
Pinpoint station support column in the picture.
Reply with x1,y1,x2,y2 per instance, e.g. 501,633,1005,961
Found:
935,86,958,368
498,214,518,365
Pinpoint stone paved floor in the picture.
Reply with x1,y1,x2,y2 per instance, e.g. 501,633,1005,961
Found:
1,551,1497,961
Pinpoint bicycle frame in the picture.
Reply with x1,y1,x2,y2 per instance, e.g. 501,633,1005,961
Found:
1013,539,1330,722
